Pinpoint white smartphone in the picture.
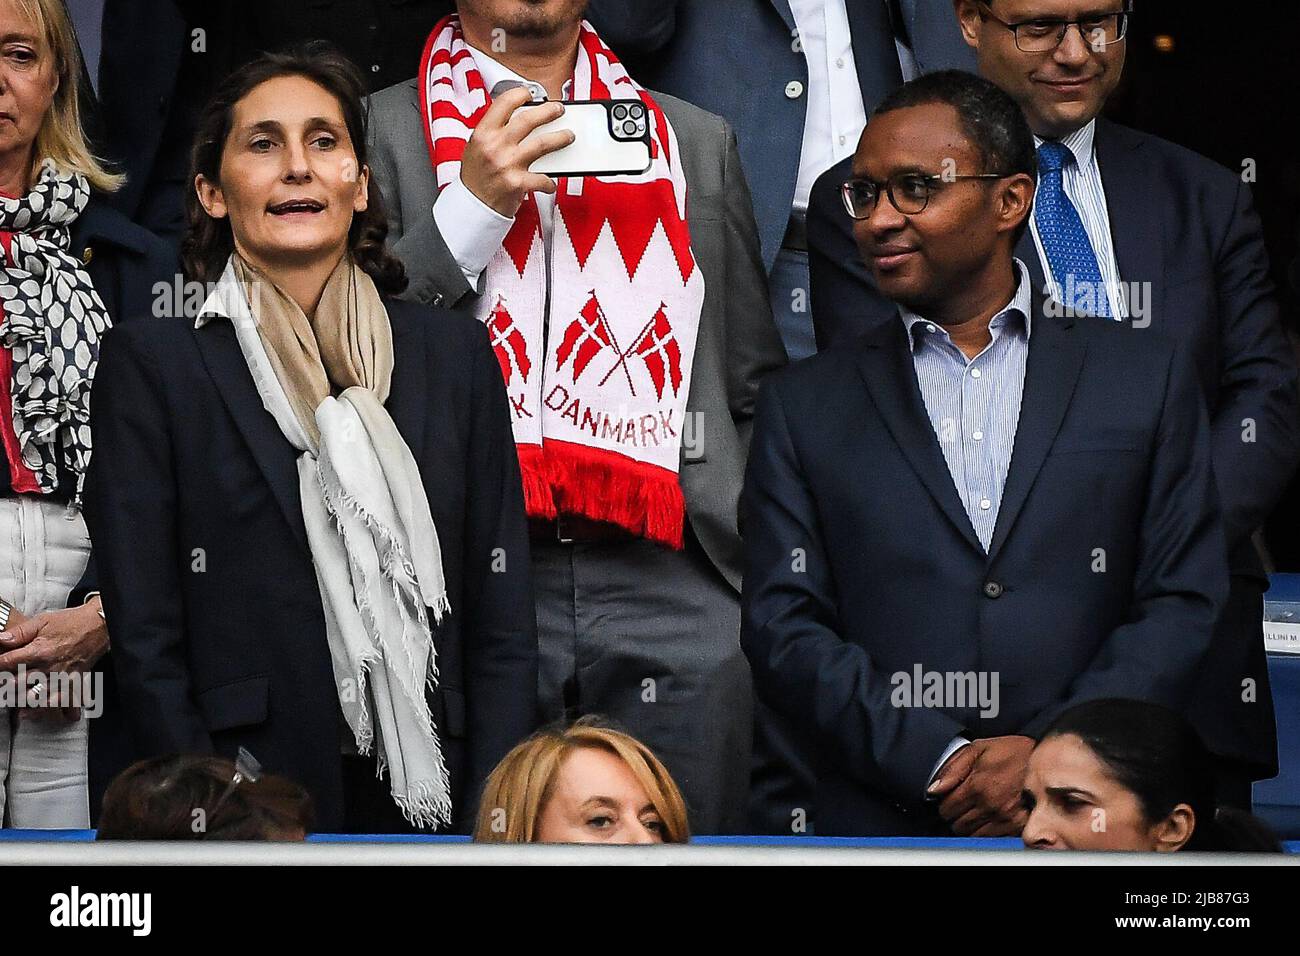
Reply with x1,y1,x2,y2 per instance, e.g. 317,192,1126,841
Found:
519,99,653,178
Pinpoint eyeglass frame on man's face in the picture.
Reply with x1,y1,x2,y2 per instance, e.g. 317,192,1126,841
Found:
840,171,1011,219
976,1,1131,53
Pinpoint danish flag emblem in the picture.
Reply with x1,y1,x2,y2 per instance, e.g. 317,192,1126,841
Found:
631,303,683,400
557,291,616,382
487,295,531,385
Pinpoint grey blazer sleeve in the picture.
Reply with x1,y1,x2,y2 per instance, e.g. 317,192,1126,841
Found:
366,87,479,312
721,123,787,451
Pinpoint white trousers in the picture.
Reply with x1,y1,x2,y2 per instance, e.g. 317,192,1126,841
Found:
0,495,91,828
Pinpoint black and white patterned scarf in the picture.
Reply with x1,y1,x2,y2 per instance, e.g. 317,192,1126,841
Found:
0,160,111,504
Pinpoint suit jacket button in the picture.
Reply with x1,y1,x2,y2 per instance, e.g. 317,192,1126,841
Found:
82,246,93,264
983,580,1004,599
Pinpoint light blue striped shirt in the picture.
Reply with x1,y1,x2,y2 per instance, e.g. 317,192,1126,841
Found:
1029,120,1126,319
900,260,1034,552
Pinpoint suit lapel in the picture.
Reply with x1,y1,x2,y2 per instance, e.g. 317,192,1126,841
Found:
192,321,310,552
1094,118,1164,320
854,322,985,555
191,306,428,553
845,0,904,109
189,296,428,560
384,307,427,467
769,0,796,32
986,297,1087,560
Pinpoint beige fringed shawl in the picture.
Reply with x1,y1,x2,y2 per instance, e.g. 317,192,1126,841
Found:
225,252,453,828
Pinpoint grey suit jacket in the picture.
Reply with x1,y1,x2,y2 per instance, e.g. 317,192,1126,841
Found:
366,80,787,592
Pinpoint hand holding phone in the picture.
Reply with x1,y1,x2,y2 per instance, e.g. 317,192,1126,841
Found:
518,98,652,178
459,86,576,217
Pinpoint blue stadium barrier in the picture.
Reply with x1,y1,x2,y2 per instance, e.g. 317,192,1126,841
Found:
0,830,1296,852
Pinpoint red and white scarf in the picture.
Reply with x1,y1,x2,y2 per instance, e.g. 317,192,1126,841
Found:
419,15,705,548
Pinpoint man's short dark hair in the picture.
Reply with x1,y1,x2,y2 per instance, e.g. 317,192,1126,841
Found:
872,70,1038,184
871,70,1037,243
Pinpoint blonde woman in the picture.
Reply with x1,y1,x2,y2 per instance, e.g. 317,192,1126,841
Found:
475,718,690,844
0,0,174,827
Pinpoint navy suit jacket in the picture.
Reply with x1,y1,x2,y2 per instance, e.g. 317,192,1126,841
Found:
83,299,539,831
58,199,177,606
741,292,1228,835
586,0,972,273
95,0,233,245
806,119,1299,774
71,198,180,324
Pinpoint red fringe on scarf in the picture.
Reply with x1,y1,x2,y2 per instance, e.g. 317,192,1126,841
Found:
517,440,685,550
516,444,557,520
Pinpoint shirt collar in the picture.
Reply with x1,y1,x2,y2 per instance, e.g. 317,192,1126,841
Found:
900,257,1034,351
192,257,251,329
466,43,573,100
1034,118,1097,175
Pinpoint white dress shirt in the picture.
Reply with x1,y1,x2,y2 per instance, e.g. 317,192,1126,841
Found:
788,0,867,213
1029,119,1126,319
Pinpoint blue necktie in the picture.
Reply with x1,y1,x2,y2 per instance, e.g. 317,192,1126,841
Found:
1034,141,1111,317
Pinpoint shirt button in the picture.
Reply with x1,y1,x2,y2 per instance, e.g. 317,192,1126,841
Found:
785,80,804,99
836,57,845,68
970,367,982,379
983,581,1004,599
839,134,846,145
371,64,381,73
972,430,984,441
979,498,992,511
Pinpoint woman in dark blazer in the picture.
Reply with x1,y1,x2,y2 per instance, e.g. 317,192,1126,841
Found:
84,43,538,833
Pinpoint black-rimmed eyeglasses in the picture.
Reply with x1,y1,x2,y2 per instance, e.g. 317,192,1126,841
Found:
977,2,1131,53
840,172,1009,218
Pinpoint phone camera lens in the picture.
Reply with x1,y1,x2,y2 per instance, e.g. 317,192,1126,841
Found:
622,120,639,137
613,104,628,120
628,103,644,119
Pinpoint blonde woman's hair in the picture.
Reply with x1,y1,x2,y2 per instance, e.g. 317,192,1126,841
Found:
474,717,690,843
14,0,124,192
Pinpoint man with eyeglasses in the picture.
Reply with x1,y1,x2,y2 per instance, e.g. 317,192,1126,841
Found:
741,70,1227,836
807,0,1299,812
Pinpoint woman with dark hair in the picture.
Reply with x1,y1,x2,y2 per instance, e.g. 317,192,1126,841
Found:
97,753,313,840
1021,699,1280,852
83,42,538,833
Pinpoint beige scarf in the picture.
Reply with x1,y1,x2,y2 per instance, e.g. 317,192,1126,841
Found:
230,253,453,828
